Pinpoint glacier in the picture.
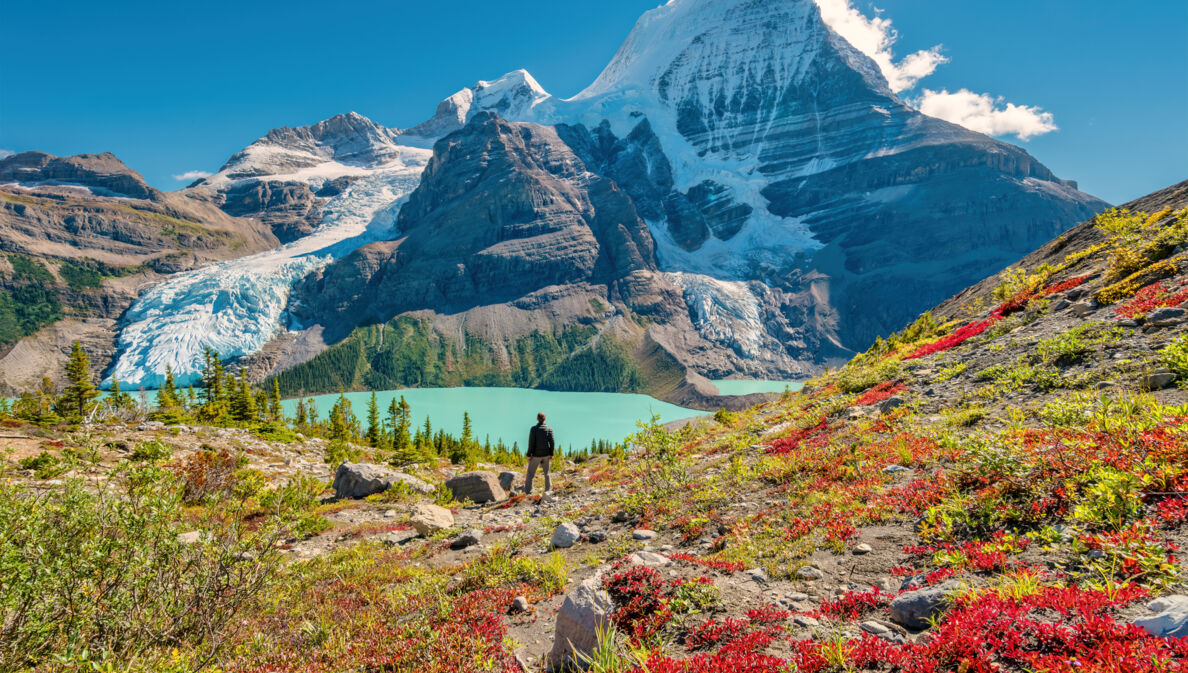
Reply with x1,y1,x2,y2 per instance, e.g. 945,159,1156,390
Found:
106,147,430,389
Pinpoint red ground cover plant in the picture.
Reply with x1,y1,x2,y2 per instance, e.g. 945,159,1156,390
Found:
764,418,829,455
637,585,1188,673
1115,280,1188,319
819,587,895,621
854,381,905,406
902,318,997,360
668,552,746,573
904,275,1090,360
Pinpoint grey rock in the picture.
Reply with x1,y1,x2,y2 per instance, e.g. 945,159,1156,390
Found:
877,397,906,414
746,567,769,583
852,543,873,555
1148,307,1187,325
888,582,958,630
548,573,614,669
410,503,454,536
450,528,484,550
793,615,820,628
332,462,433,499
797,566,825,580
552,522,582,549
632,529,658,540
587,530,608,544
498,471,517,493
1050,298,1069,311
1141,369,1177,390
1132,595,1188,638
883,464,911,474
860,620,907,643
629,551,673,567
511,596,530,613
1070,301,1096,317
444,471,507,504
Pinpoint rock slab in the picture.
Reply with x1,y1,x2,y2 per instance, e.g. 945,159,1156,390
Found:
548,573,613,669
445,471,507,504
1133,595,1188,638
332,462,432,499
410,503,454,536
888,582,958,630
552,522,581,549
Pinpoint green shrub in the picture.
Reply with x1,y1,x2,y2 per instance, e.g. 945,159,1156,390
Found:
1162,335,1188,379
129,439,171,462
0,466,285,670
16,451,65,479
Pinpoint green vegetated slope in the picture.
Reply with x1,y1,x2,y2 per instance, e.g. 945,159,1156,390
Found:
273,316,645,396
6,182,1188,673
0,253,138,348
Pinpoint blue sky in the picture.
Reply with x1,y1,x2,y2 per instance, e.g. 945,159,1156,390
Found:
1,0,1183,205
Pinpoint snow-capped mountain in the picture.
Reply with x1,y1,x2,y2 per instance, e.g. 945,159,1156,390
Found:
96,0,1107,396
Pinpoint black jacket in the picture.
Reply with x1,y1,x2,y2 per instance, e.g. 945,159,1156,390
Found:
527,423,555,457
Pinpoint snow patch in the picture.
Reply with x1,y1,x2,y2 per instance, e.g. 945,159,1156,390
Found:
667,272,765,358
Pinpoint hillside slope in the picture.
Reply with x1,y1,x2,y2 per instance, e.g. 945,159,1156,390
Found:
1,181,1183,672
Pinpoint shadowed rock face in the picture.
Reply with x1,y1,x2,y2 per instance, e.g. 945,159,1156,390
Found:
220,180,325,244
293,113,667,340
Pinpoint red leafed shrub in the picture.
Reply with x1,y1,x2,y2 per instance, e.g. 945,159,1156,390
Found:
175,448,238,503
854,381,905,406
668,552,746,573
819,587,894,621
1043,274,1090,296
765,419,829,455
604,566,672,639
902,318,997,360
1116,281,1188,319
684,617,752,650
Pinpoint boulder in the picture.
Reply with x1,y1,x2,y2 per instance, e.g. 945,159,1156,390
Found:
629,551,673,567
552,522,582,548
548,573,614,669
444,471,506,504
1147,307,1187,326
1141,369,1177,390
861,620,907,643
587,530,608,543
450,528,484,550
797,566,825,580
410,503,454,536
852,543,873,555
888,582,958,630
332,462,433,499
498,471,518,492
632,529,658,540
511,596,530,613
1133,595,1188,638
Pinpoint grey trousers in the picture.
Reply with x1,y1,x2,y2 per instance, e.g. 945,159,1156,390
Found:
525,456,551,494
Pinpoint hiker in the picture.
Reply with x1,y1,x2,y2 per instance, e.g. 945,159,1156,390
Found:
525,411,555,494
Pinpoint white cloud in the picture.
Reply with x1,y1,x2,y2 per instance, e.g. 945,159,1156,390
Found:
917,89,1057,141
814,0,1059,140
813,0,947,93
0,149,14,159
172,170,212,181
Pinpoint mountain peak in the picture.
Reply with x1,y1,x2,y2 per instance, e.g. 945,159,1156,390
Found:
574,0,889,103
0,149,162,200
405,69,552,139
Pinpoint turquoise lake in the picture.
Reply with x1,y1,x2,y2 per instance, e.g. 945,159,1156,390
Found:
280,387,706,451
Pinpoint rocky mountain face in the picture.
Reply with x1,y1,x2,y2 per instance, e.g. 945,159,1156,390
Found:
0,0,1113,401
281,0,1105,402
0,151,279,393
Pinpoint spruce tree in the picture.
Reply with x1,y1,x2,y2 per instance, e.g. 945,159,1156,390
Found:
157,365,179,409
269,379,282,421
61,341,98,420
365,392,381,446
295,398,308,429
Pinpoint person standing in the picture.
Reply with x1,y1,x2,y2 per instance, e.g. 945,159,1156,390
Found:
525,411,555,494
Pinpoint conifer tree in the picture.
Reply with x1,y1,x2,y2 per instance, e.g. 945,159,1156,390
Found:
269,379,282,421
365,392,381,446
295,398,308,429
157,365,180,409
61,341,98,419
